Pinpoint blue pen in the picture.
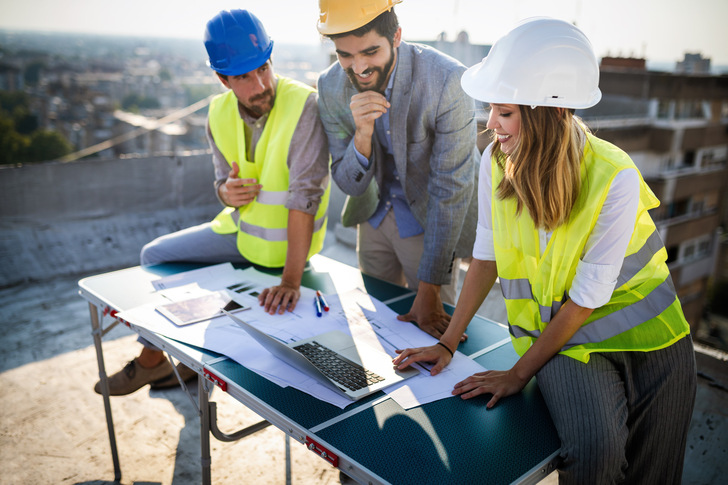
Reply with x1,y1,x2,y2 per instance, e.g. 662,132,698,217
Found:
314,295,323,317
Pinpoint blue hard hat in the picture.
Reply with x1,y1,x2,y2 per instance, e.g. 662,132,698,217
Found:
204,9,274,76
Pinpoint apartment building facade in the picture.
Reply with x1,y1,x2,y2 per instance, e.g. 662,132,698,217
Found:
582,62,728,330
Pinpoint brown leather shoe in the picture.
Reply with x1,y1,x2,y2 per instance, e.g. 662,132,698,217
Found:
94,358,174,396
150,363,198,390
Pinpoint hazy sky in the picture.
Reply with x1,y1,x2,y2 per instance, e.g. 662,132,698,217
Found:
2,0,727,65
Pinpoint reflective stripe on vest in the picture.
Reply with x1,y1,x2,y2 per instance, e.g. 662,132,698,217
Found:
507,273,678,350
229,209,328,242
255,190,289,206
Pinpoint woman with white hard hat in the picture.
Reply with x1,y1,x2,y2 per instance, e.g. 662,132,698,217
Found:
394,17,696,483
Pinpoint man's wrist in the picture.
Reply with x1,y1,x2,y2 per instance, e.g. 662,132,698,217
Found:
279,271,302,290
417,280,441,297
353,131,373,159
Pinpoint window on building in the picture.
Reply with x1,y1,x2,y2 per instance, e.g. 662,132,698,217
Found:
697,239,712,257
683,150,696,167
676,100,704,119
666,198,690,219
657,100,671,119
666,245,679,264
692,199,704,214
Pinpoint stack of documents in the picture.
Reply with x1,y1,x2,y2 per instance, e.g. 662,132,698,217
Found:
118,263,486,409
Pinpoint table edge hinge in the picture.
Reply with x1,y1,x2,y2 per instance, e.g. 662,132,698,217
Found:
203,369,228,391
305,436,339,467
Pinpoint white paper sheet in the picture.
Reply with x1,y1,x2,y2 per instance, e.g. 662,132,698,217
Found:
118,266,488,409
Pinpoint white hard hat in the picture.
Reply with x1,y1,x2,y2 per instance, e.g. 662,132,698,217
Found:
461,17,602,109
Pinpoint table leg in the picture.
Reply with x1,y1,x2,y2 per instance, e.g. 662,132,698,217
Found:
199,376,212,485
88,301,122,482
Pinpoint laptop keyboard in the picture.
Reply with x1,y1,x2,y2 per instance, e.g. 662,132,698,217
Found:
293,341,385,392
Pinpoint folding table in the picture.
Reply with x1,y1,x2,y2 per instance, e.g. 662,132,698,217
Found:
79,255,560,484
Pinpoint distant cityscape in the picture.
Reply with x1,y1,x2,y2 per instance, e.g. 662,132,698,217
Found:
0,29,724,164
0,30,332,163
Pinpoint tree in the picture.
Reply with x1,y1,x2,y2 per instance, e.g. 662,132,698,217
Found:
121,93,161,112
0,117,29,165
0,101,72,164
25,130,72,162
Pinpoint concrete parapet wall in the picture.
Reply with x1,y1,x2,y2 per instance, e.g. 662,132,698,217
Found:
0,154,349,287
1,155,220,286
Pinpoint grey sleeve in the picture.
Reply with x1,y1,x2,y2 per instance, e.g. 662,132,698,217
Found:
206,117,231,207
285,92,330,215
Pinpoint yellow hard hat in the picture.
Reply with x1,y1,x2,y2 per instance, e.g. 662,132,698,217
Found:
317,0,403,35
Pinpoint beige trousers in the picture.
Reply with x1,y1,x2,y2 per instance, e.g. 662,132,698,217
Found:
357,211,460,305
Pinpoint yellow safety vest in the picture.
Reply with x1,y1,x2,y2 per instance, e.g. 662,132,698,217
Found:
208,77,330,267
493,133,690,363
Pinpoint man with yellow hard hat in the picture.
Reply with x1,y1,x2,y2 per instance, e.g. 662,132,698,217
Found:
317,0,479,341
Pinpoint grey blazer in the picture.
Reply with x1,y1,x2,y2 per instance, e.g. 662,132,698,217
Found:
318,41,479,285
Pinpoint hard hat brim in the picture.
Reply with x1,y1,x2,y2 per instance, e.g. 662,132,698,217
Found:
209,42,274,77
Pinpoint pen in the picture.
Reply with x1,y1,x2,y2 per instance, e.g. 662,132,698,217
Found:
314,295,323,317
316,290,330,312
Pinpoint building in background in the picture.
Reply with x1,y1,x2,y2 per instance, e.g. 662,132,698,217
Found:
416,31,490,68
579,57,728,332
676,53,712,74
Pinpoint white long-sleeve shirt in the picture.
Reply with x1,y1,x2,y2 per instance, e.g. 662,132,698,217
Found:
473,143,640,309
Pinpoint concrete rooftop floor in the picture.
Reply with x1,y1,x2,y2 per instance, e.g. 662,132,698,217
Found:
1,236,726,485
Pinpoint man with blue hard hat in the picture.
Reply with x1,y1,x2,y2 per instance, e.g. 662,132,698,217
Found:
95,9,331,396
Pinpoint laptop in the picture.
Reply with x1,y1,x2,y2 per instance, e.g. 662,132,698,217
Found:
222,310,420,401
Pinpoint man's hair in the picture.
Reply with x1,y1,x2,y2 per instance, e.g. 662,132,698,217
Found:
493,107,588,231
327,9,399,44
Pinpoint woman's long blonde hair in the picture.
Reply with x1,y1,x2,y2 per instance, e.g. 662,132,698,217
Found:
492,106,587,231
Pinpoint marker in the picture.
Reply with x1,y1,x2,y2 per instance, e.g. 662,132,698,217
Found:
316,290,330,312
314,295,323,317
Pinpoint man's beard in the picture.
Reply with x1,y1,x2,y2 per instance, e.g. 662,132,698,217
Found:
243,89,276,117
345,50,395,94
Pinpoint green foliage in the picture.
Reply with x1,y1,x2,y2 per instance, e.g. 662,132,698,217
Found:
159,68,172,81
121,93,161,111
0,90,72,164
0,117,29,165
26,130,72,162
0,90,31,113
185,85,217,107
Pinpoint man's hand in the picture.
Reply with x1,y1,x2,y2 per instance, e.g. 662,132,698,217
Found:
258,280,301,315
350,91,389,159
219,161,262,207
397,281,467,341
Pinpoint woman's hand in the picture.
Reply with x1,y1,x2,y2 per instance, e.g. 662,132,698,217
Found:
393,343,453,376
452,369,529,408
